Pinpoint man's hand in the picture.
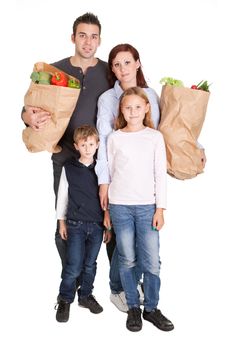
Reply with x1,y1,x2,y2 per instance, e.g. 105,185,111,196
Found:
22,105,51,131
99,184,109,210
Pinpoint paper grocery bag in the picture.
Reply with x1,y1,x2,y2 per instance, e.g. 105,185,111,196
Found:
158,85,209,180
22,62,80,153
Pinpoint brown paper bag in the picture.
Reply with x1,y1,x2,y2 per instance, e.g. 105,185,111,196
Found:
158,85,209,180
22,62,80,153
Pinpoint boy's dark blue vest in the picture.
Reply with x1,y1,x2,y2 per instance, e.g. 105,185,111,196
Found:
64,158,103,223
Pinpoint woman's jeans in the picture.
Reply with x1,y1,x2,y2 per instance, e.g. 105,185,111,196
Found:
109,204,161,312
59,220,103,303
110,245,142,293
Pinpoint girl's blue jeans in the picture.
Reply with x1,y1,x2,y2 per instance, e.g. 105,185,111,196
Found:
109,204,161,311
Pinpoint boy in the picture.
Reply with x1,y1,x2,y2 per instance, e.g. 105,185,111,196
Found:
55,125,111,322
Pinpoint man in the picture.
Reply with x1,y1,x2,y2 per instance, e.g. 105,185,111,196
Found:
22,13,110,269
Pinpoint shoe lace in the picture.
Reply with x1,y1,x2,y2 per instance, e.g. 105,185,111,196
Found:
88,295,99,305
54,301,68,312
129,308,141,321
154,309,167,321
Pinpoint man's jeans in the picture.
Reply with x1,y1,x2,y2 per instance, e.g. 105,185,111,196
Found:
109,204,161,312
59,220,103,303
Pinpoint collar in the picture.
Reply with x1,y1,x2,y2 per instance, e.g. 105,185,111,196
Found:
70,156,96,169
114,80,124,99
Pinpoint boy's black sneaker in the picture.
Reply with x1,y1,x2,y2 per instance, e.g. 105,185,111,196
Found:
143,309,174,331
55,300,70,322
126,307,142,332
78,295,103,314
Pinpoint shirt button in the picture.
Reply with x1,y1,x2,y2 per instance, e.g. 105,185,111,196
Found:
83,86,86,90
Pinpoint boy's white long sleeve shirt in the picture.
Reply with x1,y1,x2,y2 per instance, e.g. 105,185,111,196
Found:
107,127,167,208
56,167,68,220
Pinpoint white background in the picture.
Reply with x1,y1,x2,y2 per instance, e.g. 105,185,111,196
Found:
1,0,232,349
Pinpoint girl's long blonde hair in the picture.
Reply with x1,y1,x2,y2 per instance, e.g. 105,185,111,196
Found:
115,87,155,130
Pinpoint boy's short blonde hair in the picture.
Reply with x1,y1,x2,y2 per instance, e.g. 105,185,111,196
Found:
73,125,99,143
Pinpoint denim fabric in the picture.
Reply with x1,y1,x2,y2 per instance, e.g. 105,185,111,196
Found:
110,246,142,294
109,204,161,311
59,220,103,303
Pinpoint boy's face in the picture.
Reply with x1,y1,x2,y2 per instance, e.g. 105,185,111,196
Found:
74,136,99,162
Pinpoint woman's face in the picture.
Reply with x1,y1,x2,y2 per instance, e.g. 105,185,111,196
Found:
111,51,140,87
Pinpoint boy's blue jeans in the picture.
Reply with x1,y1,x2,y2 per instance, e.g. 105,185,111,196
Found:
109,204,161,312
59,220,103,303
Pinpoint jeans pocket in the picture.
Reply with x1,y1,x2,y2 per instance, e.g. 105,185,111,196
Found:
66,219,83,229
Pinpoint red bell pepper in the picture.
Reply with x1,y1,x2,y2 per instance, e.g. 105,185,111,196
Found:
51,71,68,87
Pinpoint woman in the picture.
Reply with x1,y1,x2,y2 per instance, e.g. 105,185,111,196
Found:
95,44,160,312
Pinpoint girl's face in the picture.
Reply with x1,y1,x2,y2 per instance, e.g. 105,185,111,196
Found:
111,51,140,86
121,94,149,128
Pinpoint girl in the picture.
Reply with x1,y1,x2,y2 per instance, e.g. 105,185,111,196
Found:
106,87,174,332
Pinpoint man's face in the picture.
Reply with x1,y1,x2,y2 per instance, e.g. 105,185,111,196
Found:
72,23,101,59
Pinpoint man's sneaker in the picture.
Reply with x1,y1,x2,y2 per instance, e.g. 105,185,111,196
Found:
78,294,103,314
55,300,70,322
126,307,142,332
143,309,174,331
110,291,128,313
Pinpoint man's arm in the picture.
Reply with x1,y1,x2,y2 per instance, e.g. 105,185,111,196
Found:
22,106,51,131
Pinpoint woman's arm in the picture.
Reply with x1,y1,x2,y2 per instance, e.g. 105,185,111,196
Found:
95,95,115,185
146,88,160,129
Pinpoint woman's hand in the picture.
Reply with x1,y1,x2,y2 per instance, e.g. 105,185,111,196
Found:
200,148,207,168
22,105,51,131
103,209,112,243
152,208,164,231
99,184,109,210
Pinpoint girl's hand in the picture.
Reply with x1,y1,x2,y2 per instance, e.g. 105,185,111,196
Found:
152,208,164,231
59,220,68,240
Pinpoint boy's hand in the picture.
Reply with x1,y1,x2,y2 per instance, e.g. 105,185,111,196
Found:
152,208,164,231
23,105,51,131
59,220,68,240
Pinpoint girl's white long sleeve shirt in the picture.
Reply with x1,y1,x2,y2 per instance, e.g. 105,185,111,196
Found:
107,127,167,208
